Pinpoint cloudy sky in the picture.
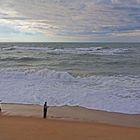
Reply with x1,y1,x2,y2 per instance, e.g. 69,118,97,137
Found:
0,0,140,42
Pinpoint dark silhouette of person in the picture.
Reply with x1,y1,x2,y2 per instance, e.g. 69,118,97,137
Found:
0,100,2,113
43,102,47,118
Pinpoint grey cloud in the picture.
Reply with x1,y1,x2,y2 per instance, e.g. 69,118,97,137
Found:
111,0,138,4
0,0,140,40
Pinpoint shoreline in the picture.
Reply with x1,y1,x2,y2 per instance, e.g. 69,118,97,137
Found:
2,102,140,115
1,103,140,128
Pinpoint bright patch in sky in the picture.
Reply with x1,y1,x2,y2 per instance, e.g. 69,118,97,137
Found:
0,0,140,42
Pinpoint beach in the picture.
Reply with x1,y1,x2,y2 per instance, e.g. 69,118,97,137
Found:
0,103,140,140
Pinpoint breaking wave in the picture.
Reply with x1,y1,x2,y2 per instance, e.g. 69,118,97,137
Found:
1,45,130,56
0,68,140,114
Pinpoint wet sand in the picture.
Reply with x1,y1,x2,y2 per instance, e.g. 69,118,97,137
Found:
0,103,140,140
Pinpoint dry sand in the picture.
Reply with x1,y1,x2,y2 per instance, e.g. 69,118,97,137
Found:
0,103,140,140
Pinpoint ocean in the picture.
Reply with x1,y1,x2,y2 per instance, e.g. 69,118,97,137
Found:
0,42,140,114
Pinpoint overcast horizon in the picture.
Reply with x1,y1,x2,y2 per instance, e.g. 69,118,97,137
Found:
0,0,140,42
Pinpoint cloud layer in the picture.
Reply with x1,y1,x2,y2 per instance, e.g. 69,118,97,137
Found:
0,0,140,41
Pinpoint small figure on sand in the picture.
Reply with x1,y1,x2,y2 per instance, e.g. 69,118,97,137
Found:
0,100,2,113
43,102,47,118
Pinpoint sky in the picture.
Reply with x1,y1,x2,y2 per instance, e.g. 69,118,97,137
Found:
0,0,140,42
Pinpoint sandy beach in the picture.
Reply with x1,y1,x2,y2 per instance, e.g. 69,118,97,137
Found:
0,103,140,140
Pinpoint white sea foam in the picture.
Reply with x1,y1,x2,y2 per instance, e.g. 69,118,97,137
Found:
1,45,129,55
2,45,51,51
51,47,129,55
0,68,140,114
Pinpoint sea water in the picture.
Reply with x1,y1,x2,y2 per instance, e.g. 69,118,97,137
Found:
0,43,140,114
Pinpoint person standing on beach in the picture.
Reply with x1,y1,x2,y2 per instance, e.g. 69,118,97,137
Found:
43,102,47,118
0,100,2,113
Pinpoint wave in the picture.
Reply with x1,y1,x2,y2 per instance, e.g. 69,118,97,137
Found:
49,47,129,55
1,45,130,56
2,46,51,51
25,69,75,81
19,57,44,62
0,68,140,114
0,57,45,62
